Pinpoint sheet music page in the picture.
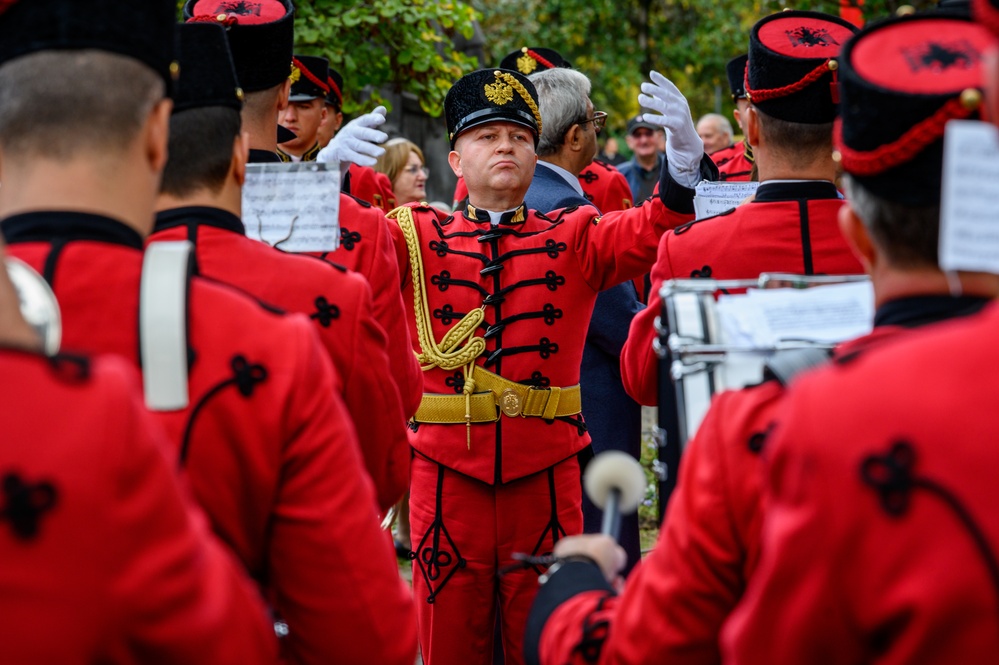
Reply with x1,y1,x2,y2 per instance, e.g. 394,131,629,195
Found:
940,120,999,273
693,181,759,220
716,281,874,347
243,161,340,253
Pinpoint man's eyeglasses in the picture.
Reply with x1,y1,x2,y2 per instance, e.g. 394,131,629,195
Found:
579,111,608,131
403,165,430,177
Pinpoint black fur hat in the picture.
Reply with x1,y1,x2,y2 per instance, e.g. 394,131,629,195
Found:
184,0,295,93
747,10,858,124
837,12,990,206
174,22,244,113
0,0,177,89
445,68,542,149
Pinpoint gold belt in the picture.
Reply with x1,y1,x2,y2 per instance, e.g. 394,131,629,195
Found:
415,367,581,424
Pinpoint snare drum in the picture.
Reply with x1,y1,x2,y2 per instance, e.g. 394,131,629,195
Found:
652,273,871,516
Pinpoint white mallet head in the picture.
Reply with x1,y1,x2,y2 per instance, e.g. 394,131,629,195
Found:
584,451,646,515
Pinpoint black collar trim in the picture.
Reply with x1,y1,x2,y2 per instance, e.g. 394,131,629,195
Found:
463,203,528,226
155,207,246,236
874,295,992,329
1,211,143,250
753,181,839,203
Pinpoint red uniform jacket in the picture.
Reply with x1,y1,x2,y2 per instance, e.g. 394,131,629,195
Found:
316,193,424,417
150,206,410,512
579,160,633,214
347,163,397,212
1,212,418,665
621,180,863,406
394,194,692,485
0,349,276,665
711,141,754,182
529,295,992,665
724,301,999,664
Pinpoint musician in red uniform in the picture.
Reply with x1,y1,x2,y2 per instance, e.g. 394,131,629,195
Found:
0,227,276,665
621,10,865,407
525,13,999,665
709,54,755,181
151,21,410,514
579,159,633,214
184,0,424,418
723,12,999,663
393,66,714,664
0,3,417,664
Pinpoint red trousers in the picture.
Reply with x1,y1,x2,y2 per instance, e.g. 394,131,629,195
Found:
410,454,582,665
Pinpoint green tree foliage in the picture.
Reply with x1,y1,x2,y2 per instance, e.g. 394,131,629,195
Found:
292,0,481,116
472,0,937,134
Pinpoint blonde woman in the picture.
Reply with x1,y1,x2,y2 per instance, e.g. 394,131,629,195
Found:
375,138,428,205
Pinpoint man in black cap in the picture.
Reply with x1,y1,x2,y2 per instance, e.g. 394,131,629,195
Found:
0,3,402,664
710,53,756,181
185,0,426,427
277,54,330,161
390,65,713,665
526,11,999,665
618,114,665,202
621,10,866,407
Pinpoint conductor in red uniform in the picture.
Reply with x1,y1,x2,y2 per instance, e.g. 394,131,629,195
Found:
621,10,865,407
0,2,417,664
393,66,715,664
523,13,999,665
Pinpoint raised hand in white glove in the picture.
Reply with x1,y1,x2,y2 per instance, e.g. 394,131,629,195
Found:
637,71,704,188
316,105,388,178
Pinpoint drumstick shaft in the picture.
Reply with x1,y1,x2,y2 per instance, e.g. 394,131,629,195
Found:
601,489,622,541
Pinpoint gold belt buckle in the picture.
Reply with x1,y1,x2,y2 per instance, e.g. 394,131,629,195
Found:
498,388,523,417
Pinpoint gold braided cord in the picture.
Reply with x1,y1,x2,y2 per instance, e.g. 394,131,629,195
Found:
496,71,543,136
389,206,487,372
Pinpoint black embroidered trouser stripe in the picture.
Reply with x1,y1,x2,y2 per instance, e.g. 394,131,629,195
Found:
528,468,569,575
178,355,267,465
861,441,999,633
414,463,466,604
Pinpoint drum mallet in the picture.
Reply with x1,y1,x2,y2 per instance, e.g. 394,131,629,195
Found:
583,451,647,541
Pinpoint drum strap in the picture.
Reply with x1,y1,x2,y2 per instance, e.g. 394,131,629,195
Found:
140,241,193,411
764,347,832,387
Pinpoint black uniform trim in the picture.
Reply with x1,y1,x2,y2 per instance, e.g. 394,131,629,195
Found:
523,561,614,665
752,180,839,203
658,153,719,214
873,295,992,329
2,212,144,250
797,199,814,275
248,149,284,164
155,207,246,236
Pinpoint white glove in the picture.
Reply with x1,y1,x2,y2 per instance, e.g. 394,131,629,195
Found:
637,71,704,188
316,105,388,177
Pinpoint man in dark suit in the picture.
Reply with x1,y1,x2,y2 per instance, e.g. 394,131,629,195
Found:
523,65,645,575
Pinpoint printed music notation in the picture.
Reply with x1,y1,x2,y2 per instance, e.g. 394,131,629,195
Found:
693,181,760,220
940,120,999,273
243,162,341,253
